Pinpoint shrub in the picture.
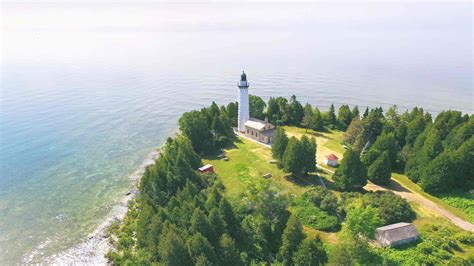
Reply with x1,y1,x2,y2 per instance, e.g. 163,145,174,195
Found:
291,198,340,232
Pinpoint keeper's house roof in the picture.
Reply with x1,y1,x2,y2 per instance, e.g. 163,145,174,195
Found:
244,118,271,131
325,154,339,160
376,222,419,246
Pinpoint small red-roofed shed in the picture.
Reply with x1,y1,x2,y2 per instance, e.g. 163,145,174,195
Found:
324,154,339,167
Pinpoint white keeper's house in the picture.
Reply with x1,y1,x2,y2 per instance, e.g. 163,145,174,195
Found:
236,72,276,144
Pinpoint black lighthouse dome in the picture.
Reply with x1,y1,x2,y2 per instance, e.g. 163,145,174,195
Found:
240,71,247,82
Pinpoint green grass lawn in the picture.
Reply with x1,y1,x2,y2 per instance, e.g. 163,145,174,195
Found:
203,138,320,199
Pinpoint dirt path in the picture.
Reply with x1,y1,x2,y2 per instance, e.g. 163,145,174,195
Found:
318,165,474,232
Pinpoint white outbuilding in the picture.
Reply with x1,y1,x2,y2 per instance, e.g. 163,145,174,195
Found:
375,222,419,247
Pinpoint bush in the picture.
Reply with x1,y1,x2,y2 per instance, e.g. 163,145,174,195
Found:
456,232,474,245
291,197,340,232
360,191,416,225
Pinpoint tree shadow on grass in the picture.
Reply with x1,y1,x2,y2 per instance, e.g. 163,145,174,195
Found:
285,173,323,188
202,140,241,160
384,179,411,193
305,131,333,140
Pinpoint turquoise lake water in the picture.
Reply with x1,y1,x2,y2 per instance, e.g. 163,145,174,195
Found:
1,2,472,263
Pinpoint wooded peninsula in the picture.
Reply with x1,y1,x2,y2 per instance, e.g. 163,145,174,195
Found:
106,95,473,265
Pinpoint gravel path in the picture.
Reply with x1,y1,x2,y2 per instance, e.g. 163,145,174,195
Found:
318,165,474,232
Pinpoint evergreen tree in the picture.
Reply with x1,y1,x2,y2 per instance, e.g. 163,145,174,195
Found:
406,116,427,146
219,234,242,266
292,237,328,266
208,208,226,239
455,136,474,188
327,104,337,127
301,135,317,174
211,115,227,146
190,208,216,243
266,97,280,125
344,117,362,144
361,148,381,167
352,105,360,119
187,233,218,265
209,101,221,118
394,122,408,149
313,107,325,131
337,104,353,130
226,102,238,127
301,103,315,131
179,110,213,154
367,151,392,185
288,95,304,125
205,187,222,210
370,133,398,166
432,110,465,139
405,126,430,182
419,150,456,193
218,198,242,245
272,127,289,161
333,148,367,191
282,137,304,176
444,117,473,150
277,215,305,266
363,107,369,118
249,95,266,120
353,110,384,150
158,225,192,265
276,97,290,125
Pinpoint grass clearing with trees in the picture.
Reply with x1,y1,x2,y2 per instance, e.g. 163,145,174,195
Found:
203,137,321,199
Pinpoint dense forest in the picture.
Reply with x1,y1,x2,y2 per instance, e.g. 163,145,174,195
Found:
107,98,473,265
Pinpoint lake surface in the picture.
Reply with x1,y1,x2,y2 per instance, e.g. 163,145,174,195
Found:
1,2,472,263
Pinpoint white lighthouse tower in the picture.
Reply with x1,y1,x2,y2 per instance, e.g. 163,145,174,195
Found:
237,71,250,132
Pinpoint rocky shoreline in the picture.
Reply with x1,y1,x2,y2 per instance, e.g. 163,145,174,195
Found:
41,150,160,265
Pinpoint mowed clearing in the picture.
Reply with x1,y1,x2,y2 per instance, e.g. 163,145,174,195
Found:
203,138,321,199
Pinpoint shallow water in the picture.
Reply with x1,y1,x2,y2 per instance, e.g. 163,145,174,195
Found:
1,2,472,263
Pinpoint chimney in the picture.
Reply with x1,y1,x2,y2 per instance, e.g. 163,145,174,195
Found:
265,116,269,123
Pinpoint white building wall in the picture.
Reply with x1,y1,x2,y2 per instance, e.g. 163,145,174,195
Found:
325,159,338,167
238,84,249,132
